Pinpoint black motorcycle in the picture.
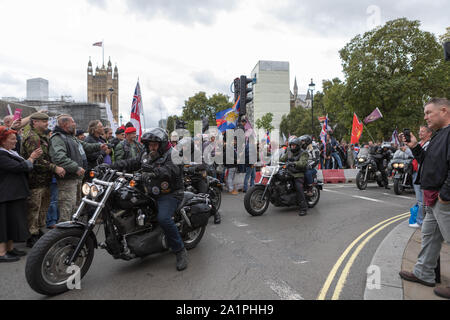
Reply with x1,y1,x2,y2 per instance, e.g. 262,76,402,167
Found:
244,162,322,216
355,155,385,190
390,158,414,195
183,163,222,211
25,167,214,296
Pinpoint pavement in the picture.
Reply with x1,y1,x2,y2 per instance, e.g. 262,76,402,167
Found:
364,212,450,300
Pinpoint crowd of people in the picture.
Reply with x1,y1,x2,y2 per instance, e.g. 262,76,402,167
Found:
0,97,449,299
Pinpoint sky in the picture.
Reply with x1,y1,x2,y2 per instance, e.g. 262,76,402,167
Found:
0,0,448,128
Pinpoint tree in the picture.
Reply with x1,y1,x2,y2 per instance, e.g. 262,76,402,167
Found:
338,18,449,141
166,115,180,134
256,113,274,132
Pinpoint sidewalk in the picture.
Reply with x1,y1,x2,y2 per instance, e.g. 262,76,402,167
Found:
365,221,450,300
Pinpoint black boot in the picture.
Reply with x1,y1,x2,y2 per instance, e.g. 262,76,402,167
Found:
214,212,221,224
26,235,39,248
175,248,188,271
299,206,308,216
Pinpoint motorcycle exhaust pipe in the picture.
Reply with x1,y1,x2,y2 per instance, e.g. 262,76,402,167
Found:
180,208,193,228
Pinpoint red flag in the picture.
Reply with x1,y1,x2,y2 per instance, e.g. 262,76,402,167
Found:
351,113,364,144
130,81,143,141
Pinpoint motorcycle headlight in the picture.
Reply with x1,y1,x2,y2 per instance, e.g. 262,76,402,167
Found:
82,183,91,196
261,167,273,176
399,163,405,168
358,158,365,163
393,163,399,168
90,185,103,198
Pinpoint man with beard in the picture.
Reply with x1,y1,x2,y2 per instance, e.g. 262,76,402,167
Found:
49,115,108,222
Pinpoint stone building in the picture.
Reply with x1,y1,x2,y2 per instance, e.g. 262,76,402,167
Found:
290,77,308,110
87,57,119,122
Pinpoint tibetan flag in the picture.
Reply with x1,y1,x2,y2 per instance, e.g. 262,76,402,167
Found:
391,129,400,146
350,113,364,144
364,107,383,124
215,97,240,133
319,115,329,155
93,42,103,47
130,81,143,141
265,130,270,145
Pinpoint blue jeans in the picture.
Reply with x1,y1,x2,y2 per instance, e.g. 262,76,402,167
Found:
304,168,317,186
412,172,424,225
331,152,343,169
46,179,60,227
157,194,184,253
243,166,256,191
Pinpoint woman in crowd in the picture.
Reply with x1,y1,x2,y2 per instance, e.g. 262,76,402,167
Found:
0,126,42,262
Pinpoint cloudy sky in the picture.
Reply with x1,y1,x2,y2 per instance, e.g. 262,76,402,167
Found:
0,0,448,127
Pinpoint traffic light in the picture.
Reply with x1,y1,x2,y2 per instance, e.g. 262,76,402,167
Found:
233,77,240,103
239,75,253,116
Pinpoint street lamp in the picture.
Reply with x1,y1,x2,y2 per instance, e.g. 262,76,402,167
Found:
309,78,315,133
108,87,118,124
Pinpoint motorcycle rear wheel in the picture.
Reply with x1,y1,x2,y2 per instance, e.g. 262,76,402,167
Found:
244,186,270,216
25,228,95,296
307,186,320,208
183,226,206,250
209,187,222,211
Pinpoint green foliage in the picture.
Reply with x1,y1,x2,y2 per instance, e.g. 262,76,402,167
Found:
255,113,274,132
166,115,180,134
320,18,449,142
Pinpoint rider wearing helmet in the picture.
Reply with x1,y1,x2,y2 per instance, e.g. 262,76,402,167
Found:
370,142,392,189
111,127,188,271
299,135,320,196
279,137,309,216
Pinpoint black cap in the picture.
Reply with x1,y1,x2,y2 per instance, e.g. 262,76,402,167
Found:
76,129,85,136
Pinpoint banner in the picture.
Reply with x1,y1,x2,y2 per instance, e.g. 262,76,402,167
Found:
216,97,240,133
350,113,364,144
363,107,383,124
130,81,143,141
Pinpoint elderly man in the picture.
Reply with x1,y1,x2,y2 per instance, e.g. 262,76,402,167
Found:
49,115,108,222
85,120,112,168
21,113,66,247
114,126,144,162
399,98,450,299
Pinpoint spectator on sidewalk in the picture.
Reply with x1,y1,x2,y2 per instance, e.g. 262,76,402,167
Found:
410,125,433,228
399,98,450,299
85,120,112,168
114,127,144,162
21,113,66,248
49,115,107,222
0,126,42,262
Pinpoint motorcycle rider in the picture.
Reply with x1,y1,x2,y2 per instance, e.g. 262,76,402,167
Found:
109,128,188,271
279,137,309,216
299,135,320,196
370,142,392,189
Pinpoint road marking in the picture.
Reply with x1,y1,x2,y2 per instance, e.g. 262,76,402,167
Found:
266,279,304,300
351,195,386,203
317,212,410,300
382,193,413,200
331,214,409,300
232,219,249,228
210,232,235,245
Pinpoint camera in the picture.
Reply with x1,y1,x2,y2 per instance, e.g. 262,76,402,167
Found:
403,128,411,143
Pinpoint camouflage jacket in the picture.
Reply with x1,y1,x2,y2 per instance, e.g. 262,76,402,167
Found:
21,125,57,189
114,140,144,162
279,148,309,178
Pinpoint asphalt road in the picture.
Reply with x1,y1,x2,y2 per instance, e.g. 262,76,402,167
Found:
0,182,416,300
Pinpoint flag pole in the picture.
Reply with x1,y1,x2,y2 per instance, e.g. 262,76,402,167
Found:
356,113,376,142
102,40,104,67
138,78,146,131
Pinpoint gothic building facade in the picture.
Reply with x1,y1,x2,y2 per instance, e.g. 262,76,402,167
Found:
87,57,119,122
290,77,310,110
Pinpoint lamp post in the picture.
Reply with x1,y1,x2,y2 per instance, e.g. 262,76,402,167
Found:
309,78,315,133
108,87,118,124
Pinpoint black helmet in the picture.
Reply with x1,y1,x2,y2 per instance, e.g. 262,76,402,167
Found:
299,135,312,149
289,137,302,154
141,128,169,155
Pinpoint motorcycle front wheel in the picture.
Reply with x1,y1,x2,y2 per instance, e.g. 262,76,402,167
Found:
356,171,368,190
244,186,270,216
393,178,403,195
25,228,95,296
209,187,222,211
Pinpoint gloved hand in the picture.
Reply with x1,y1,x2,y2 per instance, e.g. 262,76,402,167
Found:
142,163,155,173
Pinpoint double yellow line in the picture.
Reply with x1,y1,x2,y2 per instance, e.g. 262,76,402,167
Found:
317,212,410,300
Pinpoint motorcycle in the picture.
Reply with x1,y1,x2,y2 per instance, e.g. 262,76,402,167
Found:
390,158,414,195
355,155,385,190
25,167,214,296
244,162,323,216
183,163,222,211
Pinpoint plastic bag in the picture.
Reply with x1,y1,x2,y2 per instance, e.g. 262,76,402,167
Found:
409,204,419,224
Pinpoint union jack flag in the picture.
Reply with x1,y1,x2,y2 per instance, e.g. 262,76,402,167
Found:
130,81,143,141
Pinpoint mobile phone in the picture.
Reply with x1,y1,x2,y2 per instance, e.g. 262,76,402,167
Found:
403,128,411,143
13,108,22,121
